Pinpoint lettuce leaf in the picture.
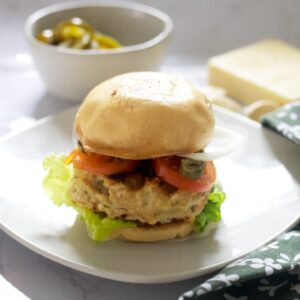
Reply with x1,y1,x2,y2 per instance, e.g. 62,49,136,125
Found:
43,155,136,242
194,183,226,233
43,155,74,207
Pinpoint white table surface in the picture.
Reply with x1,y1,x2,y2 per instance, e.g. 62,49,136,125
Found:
1,0,299,299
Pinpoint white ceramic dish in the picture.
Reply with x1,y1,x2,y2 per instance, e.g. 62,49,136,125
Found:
0,107,299,283
25,1,173,101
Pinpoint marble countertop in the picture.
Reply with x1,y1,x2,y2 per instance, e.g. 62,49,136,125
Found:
1,0,299,299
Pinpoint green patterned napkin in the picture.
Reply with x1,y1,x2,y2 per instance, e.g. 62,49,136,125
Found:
261,102,300,145
179,223,300,300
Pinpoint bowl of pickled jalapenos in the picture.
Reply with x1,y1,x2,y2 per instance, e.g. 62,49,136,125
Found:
25,1,173,101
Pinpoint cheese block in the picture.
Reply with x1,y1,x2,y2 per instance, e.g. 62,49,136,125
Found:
208,39,300,105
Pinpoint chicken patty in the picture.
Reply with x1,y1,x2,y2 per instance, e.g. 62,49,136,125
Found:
69,168,209,225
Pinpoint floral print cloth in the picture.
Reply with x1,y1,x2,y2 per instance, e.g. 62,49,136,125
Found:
180,223,300,300
261,101,300,145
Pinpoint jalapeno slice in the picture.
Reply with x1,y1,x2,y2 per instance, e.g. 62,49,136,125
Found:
180,158,207,179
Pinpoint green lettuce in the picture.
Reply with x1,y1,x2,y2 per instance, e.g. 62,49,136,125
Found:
43,155,136,242
194,183,226,233
43,155,74,207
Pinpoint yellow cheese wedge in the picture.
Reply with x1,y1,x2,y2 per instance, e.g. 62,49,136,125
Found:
208,39,300,105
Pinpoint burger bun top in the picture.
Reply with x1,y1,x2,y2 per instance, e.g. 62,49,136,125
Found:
75,72,214,160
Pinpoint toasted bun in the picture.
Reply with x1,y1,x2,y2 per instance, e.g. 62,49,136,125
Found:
75,72,214,159
118,220,194,242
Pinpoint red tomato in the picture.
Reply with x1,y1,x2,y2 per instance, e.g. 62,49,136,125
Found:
153,157,216,192
66,149,139,175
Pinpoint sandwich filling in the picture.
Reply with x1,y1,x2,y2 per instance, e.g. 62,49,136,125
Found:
43,148,225,242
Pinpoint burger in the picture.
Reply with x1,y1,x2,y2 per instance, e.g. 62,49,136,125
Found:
43,72,225,242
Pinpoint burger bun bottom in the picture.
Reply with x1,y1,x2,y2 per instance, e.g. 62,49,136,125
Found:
117,220,194,242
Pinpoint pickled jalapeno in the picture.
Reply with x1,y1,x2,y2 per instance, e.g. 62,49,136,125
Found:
36,17,122,50
180,159,207,179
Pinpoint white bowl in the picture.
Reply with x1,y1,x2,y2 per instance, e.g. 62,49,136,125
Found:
25,1,173,102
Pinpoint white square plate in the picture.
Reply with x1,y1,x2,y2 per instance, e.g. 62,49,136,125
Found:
0,106,299,283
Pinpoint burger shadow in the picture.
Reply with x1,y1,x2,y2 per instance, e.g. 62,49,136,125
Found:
261,127,300,184
57,216,222,276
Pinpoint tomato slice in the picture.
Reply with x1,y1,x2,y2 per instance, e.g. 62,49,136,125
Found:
66,149,139,175
153,157,216,192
